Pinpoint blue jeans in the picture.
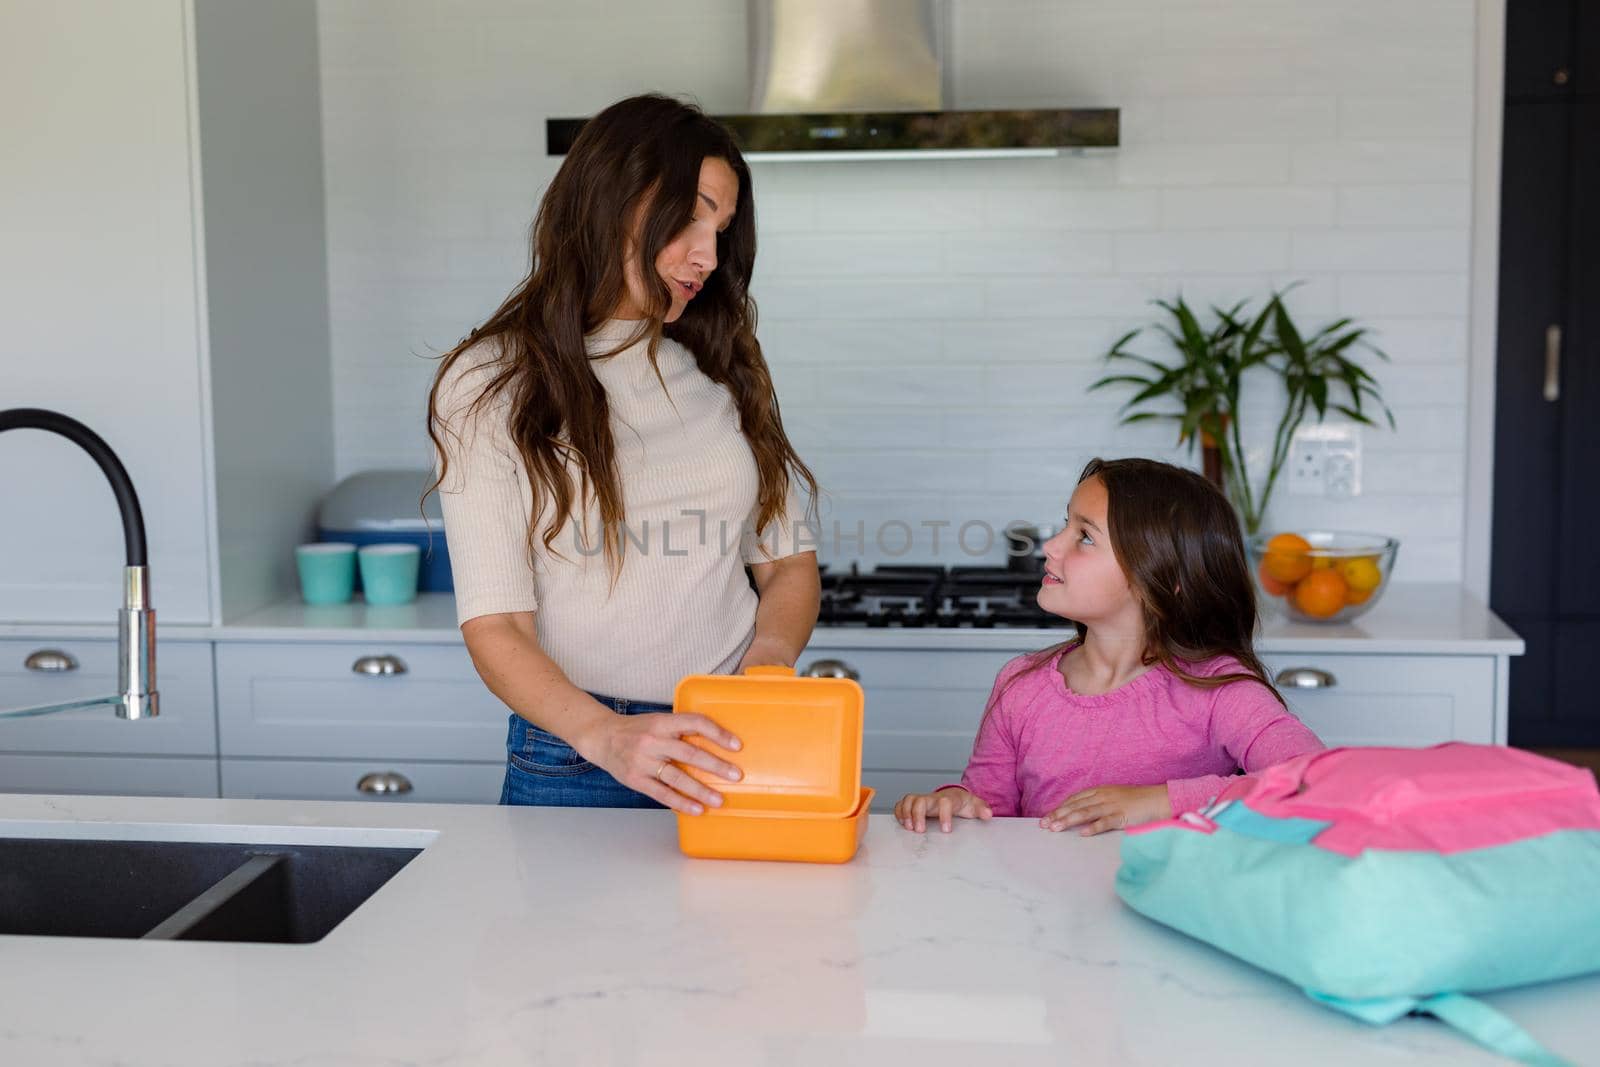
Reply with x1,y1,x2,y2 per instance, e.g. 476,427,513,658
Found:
498,692,671,808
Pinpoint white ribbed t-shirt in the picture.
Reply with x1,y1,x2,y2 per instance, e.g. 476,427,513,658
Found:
433,320,812,704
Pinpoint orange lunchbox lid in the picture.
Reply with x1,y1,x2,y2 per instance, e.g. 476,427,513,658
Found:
672,665,864,819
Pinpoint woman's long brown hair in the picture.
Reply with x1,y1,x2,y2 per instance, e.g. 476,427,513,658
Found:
1005,457,1284,707
425,93,817,576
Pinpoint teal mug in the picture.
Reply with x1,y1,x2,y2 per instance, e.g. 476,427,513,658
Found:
295,543,356,605
358,544,421,605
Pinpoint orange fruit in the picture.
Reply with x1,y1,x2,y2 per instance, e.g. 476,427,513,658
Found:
1336,556,1382,595
1257,559,1291,597
1263,533,1313,584
1294,569,1348,618
1345,585,1374,606
1310,556,1334,570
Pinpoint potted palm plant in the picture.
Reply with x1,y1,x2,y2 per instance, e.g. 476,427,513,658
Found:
1090,288,1394,535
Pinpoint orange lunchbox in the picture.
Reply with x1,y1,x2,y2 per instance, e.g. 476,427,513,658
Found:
671,665,870,863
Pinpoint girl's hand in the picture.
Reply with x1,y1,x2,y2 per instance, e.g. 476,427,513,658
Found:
578,710,744,816
894,787,993,833
1042,785,1170,835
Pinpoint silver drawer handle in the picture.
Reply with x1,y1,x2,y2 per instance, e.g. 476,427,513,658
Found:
24,649,78,673
352,654,408,676
356,771,413,796
1275,667,1336,689
801,658,860,681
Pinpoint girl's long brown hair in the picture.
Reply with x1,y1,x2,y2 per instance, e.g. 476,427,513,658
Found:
425,93,816,576
1005,457,1284,707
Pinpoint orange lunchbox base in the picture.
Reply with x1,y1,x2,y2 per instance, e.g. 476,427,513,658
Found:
676,788,875,864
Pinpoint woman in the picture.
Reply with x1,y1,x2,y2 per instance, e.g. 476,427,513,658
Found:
427,94,820,815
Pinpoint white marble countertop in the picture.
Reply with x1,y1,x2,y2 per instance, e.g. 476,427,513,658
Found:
0,792,1587,1066
0,582,1525,655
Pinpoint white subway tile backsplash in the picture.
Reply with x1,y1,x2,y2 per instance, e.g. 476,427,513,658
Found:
808,450,989,494
760,320,945,365
1290,37,1474,95
982,188,1162,230
1291,139,1473,184
1364,363,1471,407
1123,50,1297,97
1118,143,1295,188
828,190,985,231
1362,406,1469,452
946,231,1116,275
1338,95,1475,140
751,192,818,233
1337,184,1473,228
1290,229,1471,272
1159,96,1338,144
983,276,1162,319
787,410,943,452
1338,273,1470,318
1114,230,1292,274
983,361,1162,412
1360,317,1469,363
943,318,1133,363
758,233,945,278
321,0,1484,585
1361,451,1467,496
1161,187,1337,229
813,365,985,409
781,279,988,321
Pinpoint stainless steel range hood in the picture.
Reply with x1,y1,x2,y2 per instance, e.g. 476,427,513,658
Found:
547,0,1118,161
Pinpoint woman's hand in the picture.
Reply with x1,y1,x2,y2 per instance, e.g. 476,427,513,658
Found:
894,787,993,833
734,635,796,674
575,710,744,816
1042,785,1171,835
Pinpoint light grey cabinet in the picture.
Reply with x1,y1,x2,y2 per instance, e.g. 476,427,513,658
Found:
214,642,508,763
800,645,1018,811
221,758,502,804
212,641,507,802
0,754,218,798
0,638,217,757
1259,652,1500,747
804,642,1508,812
0,636,220,800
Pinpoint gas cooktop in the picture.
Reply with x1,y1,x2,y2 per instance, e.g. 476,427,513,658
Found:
818,563,1073,629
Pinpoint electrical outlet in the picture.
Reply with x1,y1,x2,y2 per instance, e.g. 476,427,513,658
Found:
1287,424,1362,497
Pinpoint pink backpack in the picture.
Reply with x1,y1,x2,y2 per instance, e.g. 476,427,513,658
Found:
1117,744,1600,1065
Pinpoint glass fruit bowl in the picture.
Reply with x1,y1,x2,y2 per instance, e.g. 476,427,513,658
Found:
1246,531,1400,624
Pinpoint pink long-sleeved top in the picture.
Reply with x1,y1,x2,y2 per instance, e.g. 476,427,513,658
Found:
952,644,1326,818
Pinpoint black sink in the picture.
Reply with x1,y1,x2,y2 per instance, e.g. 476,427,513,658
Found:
0,838,421,943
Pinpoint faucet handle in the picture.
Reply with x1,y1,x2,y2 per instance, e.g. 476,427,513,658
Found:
24,649,78,673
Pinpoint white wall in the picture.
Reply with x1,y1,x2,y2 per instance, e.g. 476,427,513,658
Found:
0,0,214,623
193,0,336,621
318,0,1481,580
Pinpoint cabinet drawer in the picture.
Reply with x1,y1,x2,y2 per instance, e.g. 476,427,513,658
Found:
220,758,503,804
0,639,216,756
801,646,1028,773
215,642,508,761
1259,653,1496,746
0,753,218,798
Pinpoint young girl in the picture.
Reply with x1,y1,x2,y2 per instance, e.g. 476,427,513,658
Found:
895,457,1325,836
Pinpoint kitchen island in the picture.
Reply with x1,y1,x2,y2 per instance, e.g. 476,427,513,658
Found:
0,792,1591,1065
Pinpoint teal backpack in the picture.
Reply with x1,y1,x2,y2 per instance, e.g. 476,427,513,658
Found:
1117,744,1600,1065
